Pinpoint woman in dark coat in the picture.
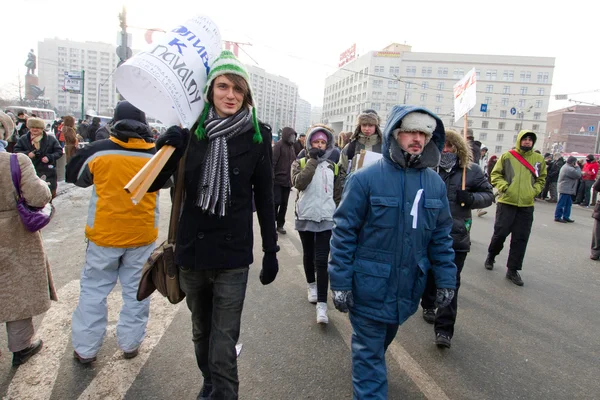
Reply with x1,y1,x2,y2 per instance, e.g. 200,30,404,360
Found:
14,117,63,198
150,50,278,400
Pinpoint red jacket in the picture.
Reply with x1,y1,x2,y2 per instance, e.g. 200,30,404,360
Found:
582,160,598,181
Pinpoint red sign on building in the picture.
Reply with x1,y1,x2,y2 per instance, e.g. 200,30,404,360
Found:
339,44,356,68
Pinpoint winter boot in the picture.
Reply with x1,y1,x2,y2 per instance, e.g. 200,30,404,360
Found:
12,339,43,366
506,269,524,286
484,254,495,270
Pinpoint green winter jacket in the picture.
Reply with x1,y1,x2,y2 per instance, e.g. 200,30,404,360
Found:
491,130,547,207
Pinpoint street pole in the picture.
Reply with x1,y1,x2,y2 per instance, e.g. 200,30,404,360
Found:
80,69,85,120
118,6,128,101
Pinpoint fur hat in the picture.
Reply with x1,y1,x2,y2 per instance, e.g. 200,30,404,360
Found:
393,112,437,143
26,117,45,130
356,110,380,127
63,115,76,127
0,111,15,140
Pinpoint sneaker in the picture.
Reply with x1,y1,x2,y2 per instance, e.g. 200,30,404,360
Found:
422,308,436,324
506,269,524,286
590,255,600,261
123,348,139,359
307,282,317,303
435,333,451,349
554,218,566,223
276,226,287,235
197,382,213,400
12,339,43,366
73,350,97,364
477,209,487,217
484,255,495,270
563,218,575,223
316,302,329,324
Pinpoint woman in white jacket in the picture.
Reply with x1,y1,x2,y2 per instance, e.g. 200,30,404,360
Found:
291,125,341,324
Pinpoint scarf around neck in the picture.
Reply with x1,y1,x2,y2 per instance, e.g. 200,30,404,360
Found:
439,152,458,171
31,133,43,150
196,106,252,216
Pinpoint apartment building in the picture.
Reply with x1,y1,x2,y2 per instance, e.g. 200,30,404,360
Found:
295,98,311,135
323,43,555,156
544,105,600,154
246,64,298,137
38,38,120,117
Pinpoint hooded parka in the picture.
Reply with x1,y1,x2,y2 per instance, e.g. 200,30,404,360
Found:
272,127,296,187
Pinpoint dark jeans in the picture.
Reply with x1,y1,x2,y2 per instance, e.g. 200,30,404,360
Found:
487,203,534,271
179,266,249,400
592,219,600,258
421,251,467,338
548,182,558,202
582,180,594,206
298,230,331,303
555,193,573,220
273,185,291,228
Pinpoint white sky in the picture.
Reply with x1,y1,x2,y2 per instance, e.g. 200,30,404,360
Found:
3,0,598,112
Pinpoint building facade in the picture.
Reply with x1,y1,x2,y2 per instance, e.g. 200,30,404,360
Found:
310,106,323,126
322,43,555,156
544,105,600,154
295,98,311,135
246,64,298,138
38,38,120,118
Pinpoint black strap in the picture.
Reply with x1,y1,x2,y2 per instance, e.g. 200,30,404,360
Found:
346,140,358,161
168,135,192,244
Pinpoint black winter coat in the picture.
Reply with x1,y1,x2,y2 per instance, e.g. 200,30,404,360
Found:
13,133,63,193
150,123,277,270
272,129,296,187
438,162,494,251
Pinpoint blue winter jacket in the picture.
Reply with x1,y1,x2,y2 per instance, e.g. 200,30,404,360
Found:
328,105,457,325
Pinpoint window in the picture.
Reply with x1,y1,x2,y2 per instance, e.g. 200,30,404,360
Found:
373,80,383,88
538,88,545,96
437,67,448,76
500,110,507,118
453,69,464,79
422,67,432,76
503,86,510,94
534,112,541,120
486,85,493,93
497,133,504,142
503,70,514,81
388,80,399,89
486,70,497,80
480,133,488,140
468,120,473,127
498,122,506,130
518,99,526,108
406,66,416,76
422,81,429,89
482,121,489,128
420,93,427,102
435,107,441,114
536,100,543,108
537,72,549,83
502,98,509,106
436,94,443,102
371,103,381,111
387,91,395,98
389,66,399,75
520,87,528,95
484,97,492,105
513,134,518,142
515,123,522,131
437,82,444,90
495,145,503,153
405,82,412,89
405,91,412,101
520,71,531,82
532,124,540,131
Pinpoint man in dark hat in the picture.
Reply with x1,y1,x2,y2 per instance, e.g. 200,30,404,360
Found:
293,132,306,156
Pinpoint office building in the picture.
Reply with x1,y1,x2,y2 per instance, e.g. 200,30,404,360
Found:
544,105,600,154
295,98,311,135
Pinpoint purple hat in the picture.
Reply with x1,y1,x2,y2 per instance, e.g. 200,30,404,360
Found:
310,131,328,144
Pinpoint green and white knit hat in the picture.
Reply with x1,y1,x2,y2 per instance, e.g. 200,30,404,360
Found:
195,50,261,143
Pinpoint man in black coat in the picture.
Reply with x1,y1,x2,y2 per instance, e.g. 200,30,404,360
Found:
420,129,494,349
272,127,297,234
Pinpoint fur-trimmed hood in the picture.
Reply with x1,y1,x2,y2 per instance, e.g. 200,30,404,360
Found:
304,124,335,152
351,111,382,141
63,115,75,127
444,129,473,168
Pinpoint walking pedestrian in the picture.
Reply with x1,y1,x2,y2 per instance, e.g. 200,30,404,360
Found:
554,156,580,223
420,129,494,348
62,116,78,163
272,127,297,234
149,50,279,400
484,130,547,286
577,154,598,207
292,124,341,324
329,105,456,399
545,153,564,203
1,118,57,366
13,117,63,198
66,101,159,364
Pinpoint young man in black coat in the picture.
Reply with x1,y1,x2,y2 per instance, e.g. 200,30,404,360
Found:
272,127,297,234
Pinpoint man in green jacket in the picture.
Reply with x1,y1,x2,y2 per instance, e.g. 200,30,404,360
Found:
484,130,547,286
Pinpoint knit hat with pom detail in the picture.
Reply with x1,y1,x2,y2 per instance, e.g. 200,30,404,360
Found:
195,50,261,143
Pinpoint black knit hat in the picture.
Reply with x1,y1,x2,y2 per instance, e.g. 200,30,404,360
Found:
114,101,146,124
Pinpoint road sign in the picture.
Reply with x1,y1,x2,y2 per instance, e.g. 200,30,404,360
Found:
64,70,82,79
480,104,488,113
555,94,568,100
589,125,595,133
453,68,477,122
510,107,517,115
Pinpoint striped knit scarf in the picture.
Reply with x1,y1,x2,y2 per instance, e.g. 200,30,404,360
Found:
196,106,252,216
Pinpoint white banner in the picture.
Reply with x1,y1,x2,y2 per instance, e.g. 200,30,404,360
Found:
453,68,477,122
114,15,222,128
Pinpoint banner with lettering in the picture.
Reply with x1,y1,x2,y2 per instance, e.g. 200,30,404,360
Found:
115,15,221,128
453,68,477,122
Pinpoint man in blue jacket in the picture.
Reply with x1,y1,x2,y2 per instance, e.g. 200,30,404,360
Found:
329,105,457,400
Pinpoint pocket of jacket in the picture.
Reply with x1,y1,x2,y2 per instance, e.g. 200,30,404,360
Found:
369,196,399,228
423,198,444,230
411,259,430,306
352,258,391,307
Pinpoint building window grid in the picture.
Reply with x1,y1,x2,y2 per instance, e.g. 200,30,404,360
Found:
498,122,506,130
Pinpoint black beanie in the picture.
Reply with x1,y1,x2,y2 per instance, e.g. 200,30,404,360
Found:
114,101,146,124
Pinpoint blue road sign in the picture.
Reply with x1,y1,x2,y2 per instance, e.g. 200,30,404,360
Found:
480,104,488,112
510,107,517,115
589,125,595,133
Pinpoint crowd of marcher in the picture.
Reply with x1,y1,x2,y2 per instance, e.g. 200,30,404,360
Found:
3,50,600,400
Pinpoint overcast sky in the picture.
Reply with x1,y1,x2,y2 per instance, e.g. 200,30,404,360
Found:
3,0,598,112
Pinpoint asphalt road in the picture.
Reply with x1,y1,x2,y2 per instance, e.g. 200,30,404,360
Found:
1,185,599,400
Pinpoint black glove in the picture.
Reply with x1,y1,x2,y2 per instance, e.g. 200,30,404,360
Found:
308,148,325,159
156,126,189,156
331,290,354,313
456,190,474,207
260,252,279,285
435,288,455,309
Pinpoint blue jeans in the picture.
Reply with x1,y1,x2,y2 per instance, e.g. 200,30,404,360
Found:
555,193,573,220
179,266,249,400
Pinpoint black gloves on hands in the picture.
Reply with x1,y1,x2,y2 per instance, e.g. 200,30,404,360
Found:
456,190,474,207
156,126,189,157
435,288,455,309
308,148,325,159
260,252,279,285
331,290,354,313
